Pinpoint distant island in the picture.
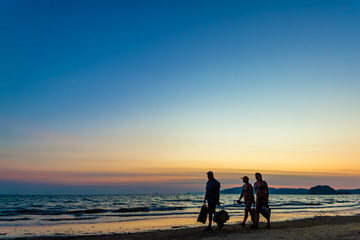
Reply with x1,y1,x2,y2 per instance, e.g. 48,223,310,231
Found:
221,185,359,195
308,185,351,195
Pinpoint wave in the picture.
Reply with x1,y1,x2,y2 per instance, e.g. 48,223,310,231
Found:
335,200,351,203
0,217,31,222
113,207,150,213
105,211,198,218
29,204,43,208
113,206,185,213
0,206,187,218
271,202,322,206
14,209,44,214
150,206,185,211
270,203,360,210
44,217,98,221
162,199,194,202
0,209,63,216
67,209,107,215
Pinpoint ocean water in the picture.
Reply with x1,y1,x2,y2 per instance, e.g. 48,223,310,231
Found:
0,194,359,227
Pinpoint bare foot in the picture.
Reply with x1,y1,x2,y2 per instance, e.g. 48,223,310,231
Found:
251,224,258,229
204,226,212,231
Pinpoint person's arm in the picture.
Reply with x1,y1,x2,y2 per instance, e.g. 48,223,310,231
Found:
216,182,220,205
239,192,244,201
250,185,255,204
204,184,207,203
264,181,269,202
239,185,245,201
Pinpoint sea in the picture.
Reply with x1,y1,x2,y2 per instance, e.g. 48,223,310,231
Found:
0,194,359,227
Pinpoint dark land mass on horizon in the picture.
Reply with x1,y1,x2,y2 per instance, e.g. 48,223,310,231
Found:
221,185,360,195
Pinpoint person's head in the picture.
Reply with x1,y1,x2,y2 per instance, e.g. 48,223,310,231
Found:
241,176,249,183
207,171,214,180
255,172,262,181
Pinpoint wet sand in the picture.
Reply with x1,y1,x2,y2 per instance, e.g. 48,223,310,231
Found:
10,215,360,240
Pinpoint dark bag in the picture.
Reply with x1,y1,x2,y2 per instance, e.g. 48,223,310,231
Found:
197,204,208,223
251,206,271,222
213,209,230,227
251,207,256,222
260,206,271,219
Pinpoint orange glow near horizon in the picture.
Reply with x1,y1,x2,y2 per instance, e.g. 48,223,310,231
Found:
1,112,359,191
1,165,359,190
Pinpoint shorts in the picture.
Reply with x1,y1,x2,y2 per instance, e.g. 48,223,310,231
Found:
208,202,216,214
244,198,252,207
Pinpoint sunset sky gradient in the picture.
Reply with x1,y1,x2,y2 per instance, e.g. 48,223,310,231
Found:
1,0,360,194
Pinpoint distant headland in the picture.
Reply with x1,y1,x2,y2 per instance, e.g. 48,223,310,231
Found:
221,185,360,195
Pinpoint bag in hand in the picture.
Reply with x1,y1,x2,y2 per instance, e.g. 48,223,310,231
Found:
213,210,230,227
197,204,208,223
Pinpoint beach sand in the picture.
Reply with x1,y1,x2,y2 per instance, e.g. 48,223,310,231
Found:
11,215,360,240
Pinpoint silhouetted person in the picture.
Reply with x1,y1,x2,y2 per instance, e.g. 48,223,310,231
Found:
252,172,270,229
238,176,255,226
203,171,220,231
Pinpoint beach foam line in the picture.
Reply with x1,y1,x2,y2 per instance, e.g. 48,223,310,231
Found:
0,206,189,218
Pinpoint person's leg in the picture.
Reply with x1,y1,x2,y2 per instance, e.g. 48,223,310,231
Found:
208,208,213,227
265,201,270,228
265,217,270,228
254,213,259,228
241,200,251,226
205,203,215,230
252,199,260,228
241,209,247,226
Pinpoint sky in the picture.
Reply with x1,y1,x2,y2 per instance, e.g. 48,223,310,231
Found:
1,0,360,194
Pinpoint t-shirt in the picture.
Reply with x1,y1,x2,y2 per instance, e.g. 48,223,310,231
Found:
205,179,220,203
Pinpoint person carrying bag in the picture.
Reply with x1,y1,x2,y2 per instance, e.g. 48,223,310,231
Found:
203,171,220,231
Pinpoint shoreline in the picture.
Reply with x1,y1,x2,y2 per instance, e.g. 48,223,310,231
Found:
1,209,359,238
2,194,359,239
5,214,360,240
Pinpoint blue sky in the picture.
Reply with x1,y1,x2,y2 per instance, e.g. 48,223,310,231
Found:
1,0,360,194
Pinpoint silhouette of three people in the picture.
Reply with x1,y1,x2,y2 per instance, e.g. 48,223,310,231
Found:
203,171,270,230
